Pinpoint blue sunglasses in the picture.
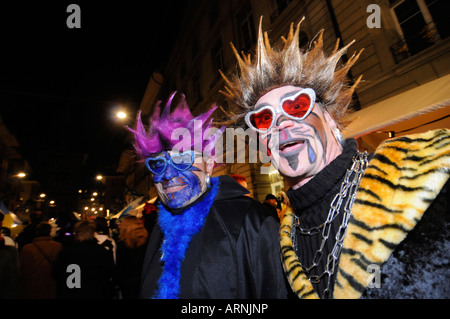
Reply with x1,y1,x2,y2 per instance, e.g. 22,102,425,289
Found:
145,151,195,175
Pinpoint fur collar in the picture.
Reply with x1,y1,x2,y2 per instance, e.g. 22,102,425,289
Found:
154,177,220,299
280,129,450,299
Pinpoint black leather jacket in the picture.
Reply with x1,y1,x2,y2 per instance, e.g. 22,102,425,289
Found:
140,175,290,299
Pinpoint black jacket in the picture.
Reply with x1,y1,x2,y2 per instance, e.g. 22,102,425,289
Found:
140,175,290,299
53,239,115,299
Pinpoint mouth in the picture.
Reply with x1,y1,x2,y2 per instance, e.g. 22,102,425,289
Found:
278,139,305,154
161,182,187,193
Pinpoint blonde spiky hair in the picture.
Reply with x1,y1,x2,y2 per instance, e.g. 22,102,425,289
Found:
219,17,363,129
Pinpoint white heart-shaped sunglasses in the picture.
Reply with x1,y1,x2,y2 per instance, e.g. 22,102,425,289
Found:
245,88,316,133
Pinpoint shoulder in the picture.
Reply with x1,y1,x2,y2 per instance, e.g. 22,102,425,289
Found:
211,193,276,242
213,192,272,220
21,242,34,252
212,175,273,222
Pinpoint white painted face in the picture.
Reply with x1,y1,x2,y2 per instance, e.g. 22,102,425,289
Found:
254,85,342,188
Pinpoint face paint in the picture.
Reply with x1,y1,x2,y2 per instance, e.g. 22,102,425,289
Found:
255,86,340,186
151,152,208,209
307,142,316,163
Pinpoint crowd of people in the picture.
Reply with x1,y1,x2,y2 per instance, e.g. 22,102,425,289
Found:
0,188,284,300
0,210,153,299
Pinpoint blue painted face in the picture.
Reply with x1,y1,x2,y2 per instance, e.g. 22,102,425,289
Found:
151,152,206,209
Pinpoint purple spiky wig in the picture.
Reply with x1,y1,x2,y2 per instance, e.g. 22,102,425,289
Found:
127,92,224,160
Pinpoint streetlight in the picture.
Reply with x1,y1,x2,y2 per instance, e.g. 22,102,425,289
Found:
17,172,26,178
117,111,127,119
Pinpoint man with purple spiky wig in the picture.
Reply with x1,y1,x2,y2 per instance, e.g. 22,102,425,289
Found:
127,92,290,299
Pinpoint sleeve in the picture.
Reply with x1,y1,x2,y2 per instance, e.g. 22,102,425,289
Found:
237,201,292,299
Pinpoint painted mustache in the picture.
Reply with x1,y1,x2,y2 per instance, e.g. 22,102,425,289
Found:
278,138,306,154
161,177,188,193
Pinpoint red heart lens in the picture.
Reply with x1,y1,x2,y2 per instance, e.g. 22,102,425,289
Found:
282,93,311,118
250,108,273,131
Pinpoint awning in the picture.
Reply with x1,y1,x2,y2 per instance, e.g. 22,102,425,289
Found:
342,74,450,141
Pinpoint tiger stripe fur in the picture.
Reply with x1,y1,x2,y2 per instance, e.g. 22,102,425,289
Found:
280,129,450,299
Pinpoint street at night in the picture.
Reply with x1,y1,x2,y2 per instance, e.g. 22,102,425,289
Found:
0,0,449,309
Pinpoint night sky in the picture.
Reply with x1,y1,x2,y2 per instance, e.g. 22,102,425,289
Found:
0,2,185,192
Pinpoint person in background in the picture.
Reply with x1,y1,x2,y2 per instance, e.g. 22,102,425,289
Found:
141,202,158,237
0,216,20,298
16,211,43,251
1,226,17,248
229,174,251,197
20,221,62,298
262,194,279,222
115,216,148,299
53,220,115,299
94,216,116,264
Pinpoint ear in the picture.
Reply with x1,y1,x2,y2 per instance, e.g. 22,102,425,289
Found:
323,110,339,131
205,157,215,176
323,110,345,149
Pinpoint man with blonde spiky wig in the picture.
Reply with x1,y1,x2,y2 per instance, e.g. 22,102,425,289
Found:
127,92,290,299
221,17,450,299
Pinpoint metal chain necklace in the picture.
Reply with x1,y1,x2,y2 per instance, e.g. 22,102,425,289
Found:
291,150,368,298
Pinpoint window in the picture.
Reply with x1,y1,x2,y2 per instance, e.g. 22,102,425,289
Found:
271,181,284,196
210,37,225,87
271,0,294,22
425,0,449,39
236,4,256,53
390,0,448,63
299,31,309,50
212,38,225,72
209,2,219,28
192,70,202,105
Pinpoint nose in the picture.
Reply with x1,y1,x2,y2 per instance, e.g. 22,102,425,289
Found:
162,162,178,181
274,114,295,130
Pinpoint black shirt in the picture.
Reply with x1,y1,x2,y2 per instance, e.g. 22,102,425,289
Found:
287,139,358,298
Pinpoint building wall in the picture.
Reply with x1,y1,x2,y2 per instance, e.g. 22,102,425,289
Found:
126,0,450,201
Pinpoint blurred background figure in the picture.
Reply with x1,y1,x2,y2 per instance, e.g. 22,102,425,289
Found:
1,226,17,248
54,210,78,247
263,194,279,222
16,211,43,251
20,221,62,298
116,216,148,299
94,217,116,264
53,220,115,299
141,202,158,237
230,174,251,197
0,214,20,298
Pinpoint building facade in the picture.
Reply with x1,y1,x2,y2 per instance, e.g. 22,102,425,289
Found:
121,0,450,202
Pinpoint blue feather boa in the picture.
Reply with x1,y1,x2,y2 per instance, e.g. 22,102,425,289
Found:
154,177,219,299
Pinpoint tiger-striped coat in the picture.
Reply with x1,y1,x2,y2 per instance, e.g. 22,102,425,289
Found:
280,128,450,299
